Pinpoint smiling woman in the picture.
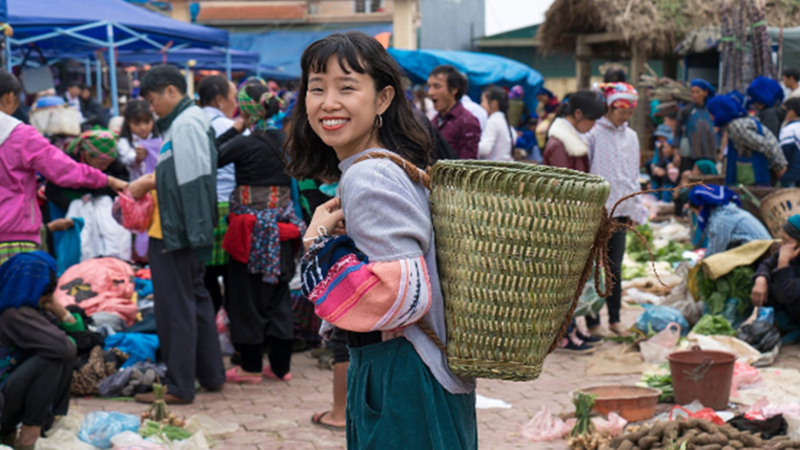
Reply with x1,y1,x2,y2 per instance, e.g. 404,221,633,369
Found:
286,32,477,450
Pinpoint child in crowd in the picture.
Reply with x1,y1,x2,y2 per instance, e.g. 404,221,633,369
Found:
542,90,605,172
649,124,678,201
780,98,800,188
117,100,162,180
287,32,476,449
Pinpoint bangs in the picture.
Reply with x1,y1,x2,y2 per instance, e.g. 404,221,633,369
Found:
129,111,154,124
302,34,367,78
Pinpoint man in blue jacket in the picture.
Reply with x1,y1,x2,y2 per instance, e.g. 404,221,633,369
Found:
129,64,225,404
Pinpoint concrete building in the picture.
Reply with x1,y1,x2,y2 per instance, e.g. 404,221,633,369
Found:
420,0,484,51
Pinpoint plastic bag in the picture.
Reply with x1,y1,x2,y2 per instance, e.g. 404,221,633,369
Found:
573,273,605,317
669,405,725,425
46,410,86,437
635,304,690,336
591,413,628,437
640,322,681,364
78,411,141,449
35,429,99,450
112,190,154,234
738,320,781,353
110,432,167,450
171,433,210,450
745,397,800,421
731,361,764,398
519,405,571,442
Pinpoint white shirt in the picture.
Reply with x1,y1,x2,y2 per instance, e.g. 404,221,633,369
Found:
787,86,800,102
203,106,239,203
461,96,488,131
478,111,515,162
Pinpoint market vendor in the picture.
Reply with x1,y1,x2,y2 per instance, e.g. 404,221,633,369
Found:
707,94,788,186
45,129,132,261
752,215,800,326
674,79,717,175
0,252,83,450
688,185,771,256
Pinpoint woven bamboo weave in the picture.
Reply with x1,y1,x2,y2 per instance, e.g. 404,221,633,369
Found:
429,161,610,381
759,188,800,238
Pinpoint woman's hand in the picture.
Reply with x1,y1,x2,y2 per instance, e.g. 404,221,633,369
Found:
751,276,769,307
107,176,129,193
304,198,345,251
776,167,788,179
39,294,75,324
778,241,800,269
233,116,247,133
652,166,666,177
47,218,75,233
128,174,155,200
134,146,148,164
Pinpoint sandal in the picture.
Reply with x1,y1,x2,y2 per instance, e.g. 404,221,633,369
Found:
311,411,345,431
263,366,292,382
225,367,262,384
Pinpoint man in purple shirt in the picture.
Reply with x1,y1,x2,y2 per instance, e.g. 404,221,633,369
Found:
427,65,481,159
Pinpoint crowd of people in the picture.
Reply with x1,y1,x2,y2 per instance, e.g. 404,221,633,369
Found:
5,28,800,450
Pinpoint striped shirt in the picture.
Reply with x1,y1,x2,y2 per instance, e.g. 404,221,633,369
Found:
705,204,772,256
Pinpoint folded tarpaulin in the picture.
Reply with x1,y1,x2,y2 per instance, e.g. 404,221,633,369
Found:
104,332,159,369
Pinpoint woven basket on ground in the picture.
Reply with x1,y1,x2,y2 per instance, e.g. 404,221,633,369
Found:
759,188,800,238
429,161,610,381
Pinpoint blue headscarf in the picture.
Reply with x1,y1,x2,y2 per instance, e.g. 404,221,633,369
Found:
0,251,57,314
747,76,785,107
690,79,716,99
707,94,748,128
688,185,741,232
729,90,746,107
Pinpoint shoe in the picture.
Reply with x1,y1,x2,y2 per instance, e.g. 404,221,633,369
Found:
557,339,596,355
263,366,292,382
134,391,193,405
608,323,631,337
576,331,603,346
311,411,346,431
226,367,262,384
588,326,613,338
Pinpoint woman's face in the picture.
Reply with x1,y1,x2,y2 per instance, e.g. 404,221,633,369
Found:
780,228,800,247
691,86,707,105
607,107,634,127
305,55,393,157
84,153,113,172
0,92,19,115
481,94,499,115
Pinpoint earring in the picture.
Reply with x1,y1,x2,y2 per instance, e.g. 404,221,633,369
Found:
374,114,383,128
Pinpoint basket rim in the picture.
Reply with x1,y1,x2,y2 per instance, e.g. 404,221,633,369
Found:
431,160,609,185
759,187,800,205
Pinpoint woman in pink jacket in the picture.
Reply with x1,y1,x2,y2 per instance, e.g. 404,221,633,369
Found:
0,70,127,265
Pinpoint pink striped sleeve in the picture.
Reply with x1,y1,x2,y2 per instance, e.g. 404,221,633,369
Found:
309,255,432,332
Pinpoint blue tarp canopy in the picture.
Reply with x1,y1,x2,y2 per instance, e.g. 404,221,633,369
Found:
8,0,228,52
230,24,392,81
388,48,543,114
117,48,258,67
0,0,6,24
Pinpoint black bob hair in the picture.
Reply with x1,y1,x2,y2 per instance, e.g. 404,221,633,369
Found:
284,31,431,180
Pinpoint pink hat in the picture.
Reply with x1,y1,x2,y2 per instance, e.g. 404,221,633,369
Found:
595,82,638,109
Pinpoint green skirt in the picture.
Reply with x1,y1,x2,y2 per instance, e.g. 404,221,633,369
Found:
347,338,477,450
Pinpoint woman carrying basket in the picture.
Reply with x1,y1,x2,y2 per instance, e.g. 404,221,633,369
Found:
287,32,476,449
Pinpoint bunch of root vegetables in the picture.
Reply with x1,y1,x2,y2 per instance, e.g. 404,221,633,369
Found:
601,418,800,450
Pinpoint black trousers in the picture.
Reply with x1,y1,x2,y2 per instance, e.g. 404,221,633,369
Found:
149,239,225,400
227,244,294,376
587,219,627,327
1,355,74,438
203,264,228,314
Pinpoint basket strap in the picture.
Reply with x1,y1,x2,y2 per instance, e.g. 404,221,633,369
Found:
351,152,446,353
353,152,432,190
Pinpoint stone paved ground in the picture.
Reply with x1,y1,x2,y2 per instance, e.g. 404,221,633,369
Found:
71,306,800,450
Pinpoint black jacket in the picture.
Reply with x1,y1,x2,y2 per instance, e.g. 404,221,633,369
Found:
216,128,290,187
755,252,800,322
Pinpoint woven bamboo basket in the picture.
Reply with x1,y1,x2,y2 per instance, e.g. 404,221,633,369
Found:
759,188,800,238
429,161,610,381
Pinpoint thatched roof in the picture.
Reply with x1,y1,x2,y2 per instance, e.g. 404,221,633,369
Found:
537,0,800,58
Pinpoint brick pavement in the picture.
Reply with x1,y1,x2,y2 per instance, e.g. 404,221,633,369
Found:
71,307,800,450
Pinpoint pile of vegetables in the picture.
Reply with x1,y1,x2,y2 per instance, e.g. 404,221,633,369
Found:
690,315,737,337
569,391,608,450
138,382,192,442
637,373,674,403
625,224,690,269
602,418,800,450
695,267,754,317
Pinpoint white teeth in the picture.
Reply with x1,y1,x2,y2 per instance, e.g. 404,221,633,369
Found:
322,119,348,127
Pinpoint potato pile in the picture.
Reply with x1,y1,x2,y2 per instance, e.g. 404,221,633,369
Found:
601,418,800,450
